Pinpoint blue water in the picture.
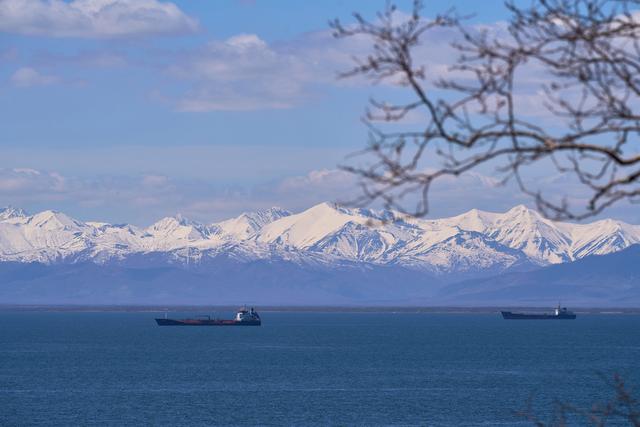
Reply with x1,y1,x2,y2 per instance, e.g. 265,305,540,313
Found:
1,311,639,426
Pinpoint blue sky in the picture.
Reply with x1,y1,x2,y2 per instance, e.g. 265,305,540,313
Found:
0,0,637,225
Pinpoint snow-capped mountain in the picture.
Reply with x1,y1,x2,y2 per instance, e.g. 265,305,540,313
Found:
0,203,638,277
216,207,291,240
437,205,630,265
0,206,28,220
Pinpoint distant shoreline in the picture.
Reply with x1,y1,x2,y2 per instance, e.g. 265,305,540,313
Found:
1,305,640,314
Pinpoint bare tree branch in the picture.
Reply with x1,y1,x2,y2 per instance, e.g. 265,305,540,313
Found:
516,373,640,426
332,0,640,220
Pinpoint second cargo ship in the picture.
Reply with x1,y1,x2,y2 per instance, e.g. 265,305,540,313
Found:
501,304,576,320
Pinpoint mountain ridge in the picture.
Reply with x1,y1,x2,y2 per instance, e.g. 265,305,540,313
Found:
0,203,638,276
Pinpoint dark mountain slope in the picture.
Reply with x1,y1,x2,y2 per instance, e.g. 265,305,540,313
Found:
438,245,640,306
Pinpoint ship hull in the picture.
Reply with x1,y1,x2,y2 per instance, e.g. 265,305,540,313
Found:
501,311,576,320
155,318,261,326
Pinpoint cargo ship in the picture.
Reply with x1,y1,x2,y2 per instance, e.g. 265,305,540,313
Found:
501,304,576,320
156,307,261,326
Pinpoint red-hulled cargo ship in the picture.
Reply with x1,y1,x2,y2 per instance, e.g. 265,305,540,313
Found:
155,307,261,326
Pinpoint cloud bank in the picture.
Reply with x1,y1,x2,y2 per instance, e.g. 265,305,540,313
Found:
9,66,58,87
0,167,531,225
171,31,362,112
0,0,198,38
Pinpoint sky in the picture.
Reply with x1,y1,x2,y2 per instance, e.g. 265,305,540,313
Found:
0,0,638,225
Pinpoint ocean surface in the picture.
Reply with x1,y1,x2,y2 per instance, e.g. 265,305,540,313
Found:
1,311,639,426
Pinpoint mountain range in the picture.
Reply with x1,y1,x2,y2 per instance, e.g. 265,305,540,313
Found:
0,203,639,305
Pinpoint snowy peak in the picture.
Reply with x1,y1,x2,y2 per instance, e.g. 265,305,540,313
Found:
216,207,291,240
0,209,92,263
28,210,88,232
148,215,188,231
496,204,547,227
256,202,369,248
489,206,571,264
570,219,640,259
440,208,498,233
146,215,210,242
0,206,28,220
245,207,291,225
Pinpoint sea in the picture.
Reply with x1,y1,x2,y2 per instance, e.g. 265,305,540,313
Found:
1,310,639,426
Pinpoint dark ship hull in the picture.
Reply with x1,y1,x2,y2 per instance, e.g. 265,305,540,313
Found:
155,318,261,326
501,311,576,320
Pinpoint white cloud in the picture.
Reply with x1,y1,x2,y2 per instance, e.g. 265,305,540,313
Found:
0,0,198,38
9,67,58,87
172,33,309,111
11,168,40,175
0,168,65,192
169,29,375,112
